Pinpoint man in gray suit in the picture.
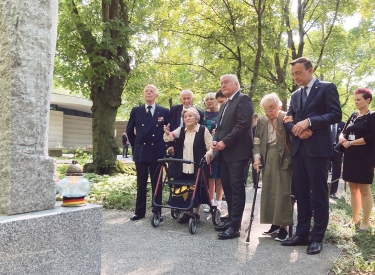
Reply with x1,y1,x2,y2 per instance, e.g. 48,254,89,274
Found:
212,74,254,239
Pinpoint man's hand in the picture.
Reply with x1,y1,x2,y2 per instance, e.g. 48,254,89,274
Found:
292,119,310,136
253,158,261,172
211,141,226,151
298,129,313,140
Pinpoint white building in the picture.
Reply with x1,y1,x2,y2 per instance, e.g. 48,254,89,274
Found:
48,93,127,156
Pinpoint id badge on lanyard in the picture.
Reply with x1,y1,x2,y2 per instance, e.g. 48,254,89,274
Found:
348,133,355,141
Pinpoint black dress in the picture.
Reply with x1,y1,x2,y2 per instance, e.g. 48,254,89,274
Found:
342,111,375,184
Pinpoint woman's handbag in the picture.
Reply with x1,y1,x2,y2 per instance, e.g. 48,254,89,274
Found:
334,143,345,153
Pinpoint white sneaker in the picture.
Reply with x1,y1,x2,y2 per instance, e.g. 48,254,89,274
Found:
202,204,210,213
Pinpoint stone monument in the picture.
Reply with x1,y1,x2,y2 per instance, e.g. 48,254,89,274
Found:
0,1,102,274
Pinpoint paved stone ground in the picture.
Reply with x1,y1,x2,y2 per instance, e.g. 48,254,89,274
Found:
101,177,344,275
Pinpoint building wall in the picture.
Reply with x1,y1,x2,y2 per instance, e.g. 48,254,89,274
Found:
115,121,128,147
63,114,92,148
48,112,126,152
48,110,63,148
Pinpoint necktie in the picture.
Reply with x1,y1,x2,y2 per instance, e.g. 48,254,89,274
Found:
219,99,230,125
301,86,308,107
331,123,337,144
147,106,152,120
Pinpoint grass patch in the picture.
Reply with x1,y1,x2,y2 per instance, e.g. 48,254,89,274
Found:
327,182,375,274
85,172,170,211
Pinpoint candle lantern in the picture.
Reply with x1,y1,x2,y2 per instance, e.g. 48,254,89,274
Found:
56,160,91,206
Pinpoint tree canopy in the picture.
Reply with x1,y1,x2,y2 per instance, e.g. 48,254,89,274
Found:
54,0,375,171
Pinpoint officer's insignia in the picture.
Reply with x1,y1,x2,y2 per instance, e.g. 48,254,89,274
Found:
158,117,164,122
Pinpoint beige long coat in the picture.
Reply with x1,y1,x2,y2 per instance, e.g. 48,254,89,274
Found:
253,111,293,225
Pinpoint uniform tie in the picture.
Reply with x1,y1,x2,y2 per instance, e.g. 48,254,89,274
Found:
147,105,153,121
301,86,308,107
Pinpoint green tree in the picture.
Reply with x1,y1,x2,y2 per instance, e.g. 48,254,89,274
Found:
55,0,159,174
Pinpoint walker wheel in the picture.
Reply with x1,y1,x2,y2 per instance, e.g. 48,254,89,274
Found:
151,211,161,227
212,209,221,225
171,209,181,219
188,216,197,234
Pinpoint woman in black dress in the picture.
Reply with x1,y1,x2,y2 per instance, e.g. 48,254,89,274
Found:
339,88,375,231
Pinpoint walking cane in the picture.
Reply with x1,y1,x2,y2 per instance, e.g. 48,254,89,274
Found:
246,164,263,242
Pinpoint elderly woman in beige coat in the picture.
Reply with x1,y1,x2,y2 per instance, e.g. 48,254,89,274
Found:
253,93,293,241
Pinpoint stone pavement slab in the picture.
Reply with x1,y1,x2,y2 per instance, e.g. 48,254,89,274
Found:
101,184,341,275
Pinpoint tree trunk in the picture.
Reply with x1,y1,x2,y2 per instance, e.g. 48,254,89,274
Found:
84,76,123,174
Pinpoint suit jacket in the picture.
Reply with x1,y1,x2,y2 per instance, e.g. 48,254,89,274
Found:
333,121,345,145
126,104,171,162
170,104,204,131
253,112,291,169
214,91,254,162
284,79,342,157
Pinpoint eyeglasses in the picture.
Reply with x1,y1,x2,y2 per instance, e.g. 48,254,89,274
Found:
262,108,278,114
220,80,235,87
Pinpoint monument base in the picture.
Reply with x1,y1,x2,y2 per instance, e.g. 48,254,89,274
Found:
0,202,102,275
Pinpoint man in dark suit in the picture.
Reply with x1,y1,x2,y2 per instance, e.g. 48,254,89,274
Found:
212,74,254,239
126,84,171,221
329,121,345,199
282,57,342,254
169,90,204,131
122,131,129,158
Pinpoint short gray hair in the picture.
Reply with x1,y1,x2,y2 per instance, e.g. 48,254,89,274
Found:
260,92,282,107
220,74,241,90
180,89,193,98
181,107,200,122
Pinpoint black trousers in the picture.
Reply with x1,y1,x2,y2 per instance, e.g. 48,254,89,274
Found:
219,157,249,230
122,144,129,157
330,149,343,194
134,161,162,216
292,144,329,243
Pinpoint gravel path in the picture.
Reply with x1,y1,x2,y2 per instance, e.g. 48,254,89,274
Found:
101,181,342,275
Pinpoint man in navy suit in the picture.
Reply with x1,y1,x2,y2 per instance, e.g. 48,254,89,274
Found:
126,84,171,221
168,90,204,155
212,74,254,239
282,57,341,254
170,90,204,131
329,121,345,199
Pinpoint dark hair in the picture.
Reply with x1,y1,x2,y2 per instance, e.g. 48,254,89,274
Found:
289,57,313,70
354,88,372,103
215,89,225,99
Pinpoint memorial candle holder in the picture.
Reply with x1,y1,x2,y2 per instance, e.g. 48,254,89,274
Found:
56,160,91,207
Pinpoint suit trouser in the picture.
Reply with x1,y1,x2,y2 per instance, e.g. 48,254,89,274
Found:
122,145,129,157
219,157,249,230
292,144,329,243
330,149,343,194
134,161,162,216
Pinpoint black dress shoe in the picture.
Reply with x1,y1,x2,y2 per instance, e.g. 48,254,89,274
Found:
281,235,310,246
330,193,338,200
130,214,145,221
307,241,322,255
218,227,240,239
253,184,261,189
214,220,231,231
